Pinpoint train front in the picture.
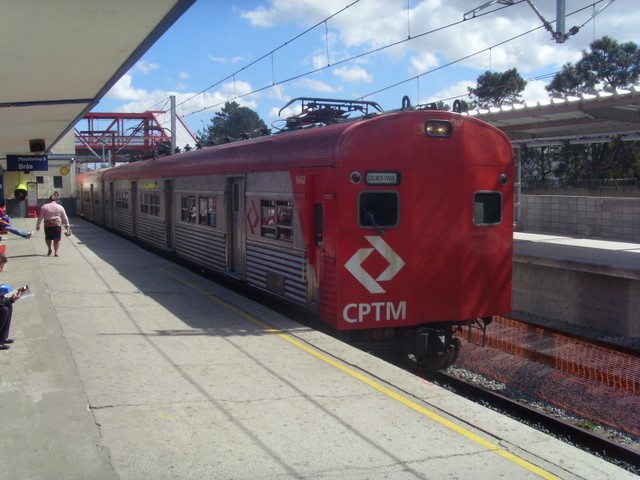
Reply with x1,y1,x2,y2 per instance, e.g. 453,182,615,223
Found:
332,109,514,369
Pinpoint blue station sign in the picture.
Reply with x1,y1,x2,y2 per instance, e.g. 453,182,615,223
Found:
6,154,49,172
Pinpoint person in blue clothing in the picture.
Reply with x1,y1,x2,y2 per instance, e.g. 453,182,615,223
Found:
0,200,32,240
0,254,25,350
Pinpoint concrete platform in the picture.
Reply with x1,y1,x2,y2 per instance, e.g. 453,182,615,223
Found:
0,218,635,479
514,232,640,280
513,232,640,340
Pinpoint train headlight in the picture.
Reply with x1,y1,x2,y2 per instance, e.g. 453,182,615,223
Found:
425,120,452,137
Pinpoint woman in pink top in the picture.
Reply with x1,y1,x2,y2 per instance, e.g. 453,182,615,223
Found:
36,195,70,257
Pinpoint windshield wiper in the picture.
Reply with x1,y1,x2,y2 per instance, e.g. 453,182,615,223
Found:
367,212,385,235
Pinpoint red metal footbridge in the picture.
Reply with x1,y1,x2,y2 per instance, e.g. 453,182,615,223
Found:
75,111,198,165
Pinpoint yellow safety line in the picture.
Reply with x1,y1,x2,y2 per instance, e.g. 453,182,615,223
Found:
162,268,559,480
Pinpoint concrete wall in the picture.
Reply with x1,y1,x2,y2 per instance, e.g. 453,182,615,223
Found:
512,260,640,339
520,195,640,242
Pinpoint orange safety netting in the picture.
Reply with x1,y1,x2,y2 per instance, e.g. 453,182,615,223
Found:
458,315,640,438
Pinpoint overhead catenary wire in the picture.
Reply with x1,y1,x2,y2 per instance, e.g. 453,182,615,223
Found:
178,0,521,120
154,0,609,125
175,0,362,112
359,0,610,102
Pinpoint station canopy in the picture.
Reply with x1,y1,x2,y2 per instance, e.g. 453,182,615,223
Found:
0,0,195,161
468,86,640,146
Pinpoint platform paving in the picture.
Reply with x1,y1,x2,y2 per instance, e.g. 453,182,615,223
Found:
0,218,635,479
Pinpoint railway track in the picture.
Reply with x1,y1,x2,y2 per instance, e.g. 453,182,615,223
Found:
429,369,640,474
455,314,640,436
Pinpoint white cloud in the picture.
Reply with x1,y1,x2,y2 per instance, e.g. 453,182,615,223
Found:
333,65,372,83
521,79,550,104
409,51,439,76
266,84,289,102
135,60,159,75
426,79,476,105
208,54,248,64
238,0,640,77
311,54,328,70
296,78,337,93
241,0,352,28
271,105,297,120
105,74,261,120
106,74,147,101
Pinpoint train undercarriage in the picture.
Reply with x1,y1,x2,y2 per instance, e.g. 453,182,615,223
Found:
345,317,493,370
402,326,462,370
400,317,493,370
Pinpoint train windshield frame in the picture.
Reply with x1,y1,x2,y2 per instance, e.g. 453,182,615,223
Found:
358,191,399,229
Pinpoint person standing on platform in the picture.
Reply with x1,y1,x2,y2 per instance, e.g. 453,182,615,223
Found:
36,194,70,257
0,200,32,240
0,254,25,350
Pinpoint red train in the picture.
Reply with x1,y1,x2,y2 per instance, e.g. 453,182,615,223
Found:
76,98,514,369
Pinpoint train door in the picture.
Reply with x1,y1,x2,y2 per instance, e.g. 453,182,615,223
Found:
164,179,174,249
131,181,137,237
226,177,246,278
100,178,106,226
89,183,95,220
108,182,114,228
309,174,324,305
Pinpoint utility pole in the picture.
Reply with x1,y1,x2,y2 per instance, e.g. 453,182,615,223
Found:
170,95,177,154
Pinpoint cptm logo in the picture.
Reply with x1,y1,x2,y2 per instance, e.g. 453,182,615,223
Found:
344,236,406,293
343,236,407,324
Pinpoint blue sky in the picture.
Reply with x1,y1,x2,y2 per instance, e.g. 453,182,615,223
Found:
95,0,640,141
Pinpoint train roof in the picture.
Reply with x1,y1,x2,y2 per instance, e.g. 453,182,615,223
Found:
78,107,509,183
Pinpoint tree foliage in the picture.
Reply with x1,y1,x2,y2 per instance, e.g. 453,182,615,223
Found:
525,36,640,188
522,140,638,188
198,101,268,146
546,36,640,96
520,146,559,187
545,62,597,96
467,68,526,108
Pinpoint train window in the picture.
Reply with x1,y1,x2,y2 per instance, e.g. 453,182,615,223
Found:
180,195,216,226
140,193,160,216
198,196,217,226
233,184,240,214
474,192,502,226
150,195,160,216
260,200,293,242
181,196,197,223
358,192,399,229
115,191,129,210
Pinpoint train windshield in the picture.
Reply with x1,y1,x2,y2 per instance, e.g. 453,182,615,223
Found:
358,192,399,230
473,191,502,226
